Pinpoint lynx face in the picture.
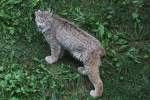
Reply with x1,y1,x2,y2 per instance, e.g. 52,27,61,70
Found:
35,10,53,33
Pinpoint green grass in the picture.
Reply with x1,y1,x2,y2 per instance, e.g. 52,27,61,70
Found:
0,0,150,100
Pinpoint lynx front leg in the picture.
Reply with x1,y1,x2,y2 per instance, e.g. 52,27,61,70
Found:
85,51,103,97
45,36,63,64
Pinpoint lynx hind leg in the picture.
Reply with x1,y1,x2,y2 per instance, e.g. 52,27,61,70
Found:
85,50,103,97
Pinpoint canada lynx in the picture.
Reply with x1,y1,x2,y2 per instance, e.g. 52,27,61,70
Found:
35,10,105,97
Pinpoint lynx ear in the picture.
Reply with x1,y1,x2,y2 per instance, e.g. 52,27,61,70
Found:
38,9,41,12
48,8,53,15
48,8,52,13
35,9,41,15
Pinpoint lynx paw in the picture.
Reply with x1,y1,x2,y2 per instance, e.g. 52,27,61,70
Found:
90,90,102,98
78,67,87,75
45,56,57,64
90,90,97,97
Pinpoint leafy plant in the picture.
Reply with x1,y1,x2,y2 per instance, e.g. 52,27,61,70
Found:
0,0,149,99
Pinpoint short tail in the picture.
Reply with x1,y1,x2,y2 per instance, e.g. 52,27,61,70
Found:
99,47,106,57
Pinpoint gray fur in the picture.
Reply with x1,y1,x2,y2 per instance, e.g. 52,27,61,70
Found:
35,10,105,97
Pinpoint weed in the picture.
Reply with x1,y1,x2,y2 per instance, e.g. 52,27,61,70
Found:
0,0,149,99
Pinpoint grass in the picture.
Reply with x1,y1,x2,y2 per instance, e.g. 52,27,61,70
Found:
0,0,150,100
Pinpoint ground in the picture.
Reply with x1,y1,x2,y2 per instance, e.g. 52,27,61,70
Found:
0,0,150,100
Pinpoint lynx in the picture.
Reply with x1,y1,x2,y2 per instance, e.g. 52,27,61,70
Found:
35,10,105,97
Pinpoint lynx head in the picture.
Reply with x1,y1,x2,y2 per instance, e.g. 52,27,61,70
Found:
35,9,53,33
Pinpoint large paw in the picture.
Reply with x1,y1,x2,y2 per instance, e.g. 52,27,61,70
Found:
78,67,87,75
45,56,57,64
90,90,97,98
90,89,102,98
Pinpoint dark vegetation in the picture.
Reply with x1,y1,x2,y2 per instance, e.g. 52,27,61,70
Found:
0,0,150,99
